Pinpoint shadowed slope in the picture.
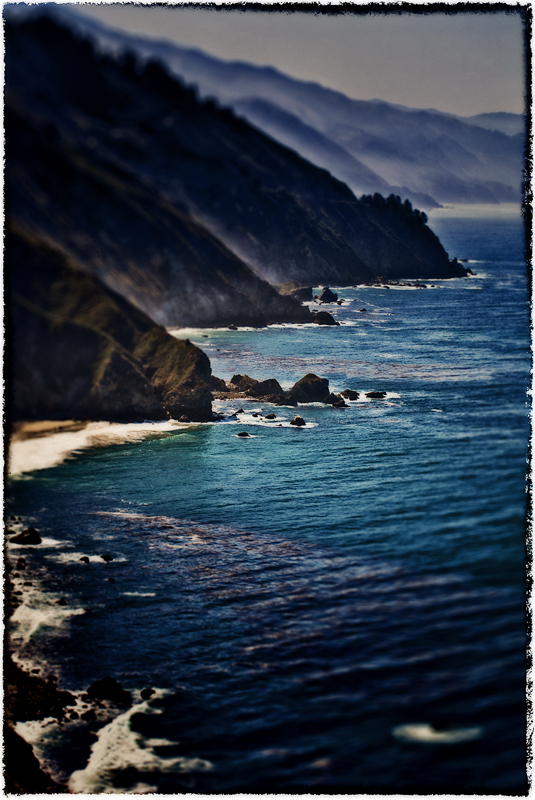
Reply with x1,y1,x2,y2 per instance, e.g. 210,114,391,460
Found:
7,225,213,422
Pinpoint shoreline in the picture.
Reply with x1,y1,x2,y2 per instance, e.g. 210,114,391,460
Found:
3,543,145,793
7,419,190,477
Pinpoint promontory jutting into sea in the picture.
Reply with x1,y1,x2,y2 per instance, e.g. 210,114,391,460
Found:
3,4,529,794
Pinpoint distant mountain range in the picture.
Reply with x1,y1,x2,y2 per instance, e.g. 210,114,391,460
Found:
55,6,525,209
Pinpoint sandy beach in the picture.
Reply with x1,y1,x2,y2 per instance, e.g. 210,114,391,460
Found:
7,420,190,477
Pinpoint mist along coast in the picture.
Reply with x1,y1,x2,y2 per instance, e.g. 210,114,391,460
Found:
4,5,529,795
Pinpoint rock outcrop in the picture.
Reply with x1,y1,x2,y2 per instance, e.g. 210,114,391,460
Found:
289,374,330,403
318,287,339,303
311,311,340,326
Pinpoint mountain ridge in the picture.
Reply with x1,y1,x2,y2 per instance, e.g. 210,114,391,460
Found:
54,9,521,208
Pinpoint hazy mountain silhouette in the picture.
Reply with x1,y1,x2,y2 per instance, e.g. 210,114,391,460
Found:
57,8,522,208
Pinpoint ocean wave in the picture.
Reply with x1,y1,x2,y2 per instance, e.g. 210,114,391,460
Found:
68,692,213,794
392,723,483,744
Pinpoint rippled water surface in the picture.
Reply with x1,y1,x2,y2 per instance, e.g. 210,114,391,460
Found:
6,209,529,793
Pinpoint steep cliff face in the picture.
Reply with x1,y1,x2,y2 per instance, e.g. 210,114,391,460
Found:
5,12,464,305
7,226,213,422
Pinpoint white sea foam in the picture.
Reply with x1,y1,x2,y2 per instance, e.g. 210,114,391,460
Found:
10,595,86,644
8,421,188,476
392,723,482,744
68,693,213,794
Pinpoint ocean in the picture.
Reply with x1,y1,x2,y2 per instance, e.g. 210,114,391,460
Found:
6,205,529,793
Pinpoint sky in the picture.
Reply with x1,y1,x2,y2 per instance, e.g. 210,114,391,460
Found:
67,3,527,117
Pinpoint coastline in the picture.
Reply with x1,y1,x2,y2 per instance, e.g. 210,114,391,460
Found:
7,419,190,477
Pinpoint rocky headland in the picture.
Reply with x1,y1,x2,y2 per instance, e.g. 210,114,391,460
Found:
6,225,213,423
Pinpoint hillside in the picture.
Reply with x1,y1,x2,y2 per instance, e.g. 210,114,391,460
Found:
5,10,466,301
6,224,214,422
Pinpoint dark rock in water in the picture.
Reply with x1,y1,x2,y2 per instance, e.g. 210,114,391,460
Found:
10,528,41,545
270,393,297,407
265,413,276,420
252,412,262,418
228,324,238,330
178,415,190,423
100,554,114,562
336,300,343,305
332,399,349,408
140,687,155,700
319,286,338,303
323,392,342,405
290,416,306,427
81,709,97,722
210,375,228,392
79,556,90,564
237,431,251,438
69,711,79,720
289,374,329,403
4,652,76,724
16,558,26,570
236,408,244,414
311,311,339,326
248,378,284,398
341,389,359,400
56,598,67,606
358,308,367,312
87,676,131,706
366,391,387,399
230,374,259,391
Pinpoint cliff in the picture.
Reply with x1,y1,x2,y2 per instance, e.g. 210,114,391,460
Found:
6,225,213,422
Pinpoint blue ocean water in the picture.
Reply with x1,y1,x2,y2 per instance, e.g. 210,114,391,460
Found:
6,207,529,793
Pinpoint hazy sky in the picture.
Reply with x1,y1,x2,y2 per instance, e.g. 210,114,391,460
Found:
69,3,525,116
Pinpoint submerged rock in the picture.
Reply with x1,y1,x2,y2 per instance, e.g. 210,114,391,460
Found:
237,431,251,438
366,391,387,399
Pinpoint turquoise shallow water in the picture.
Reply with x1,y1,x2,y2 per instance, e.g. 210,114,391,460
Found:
6,209,529,792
